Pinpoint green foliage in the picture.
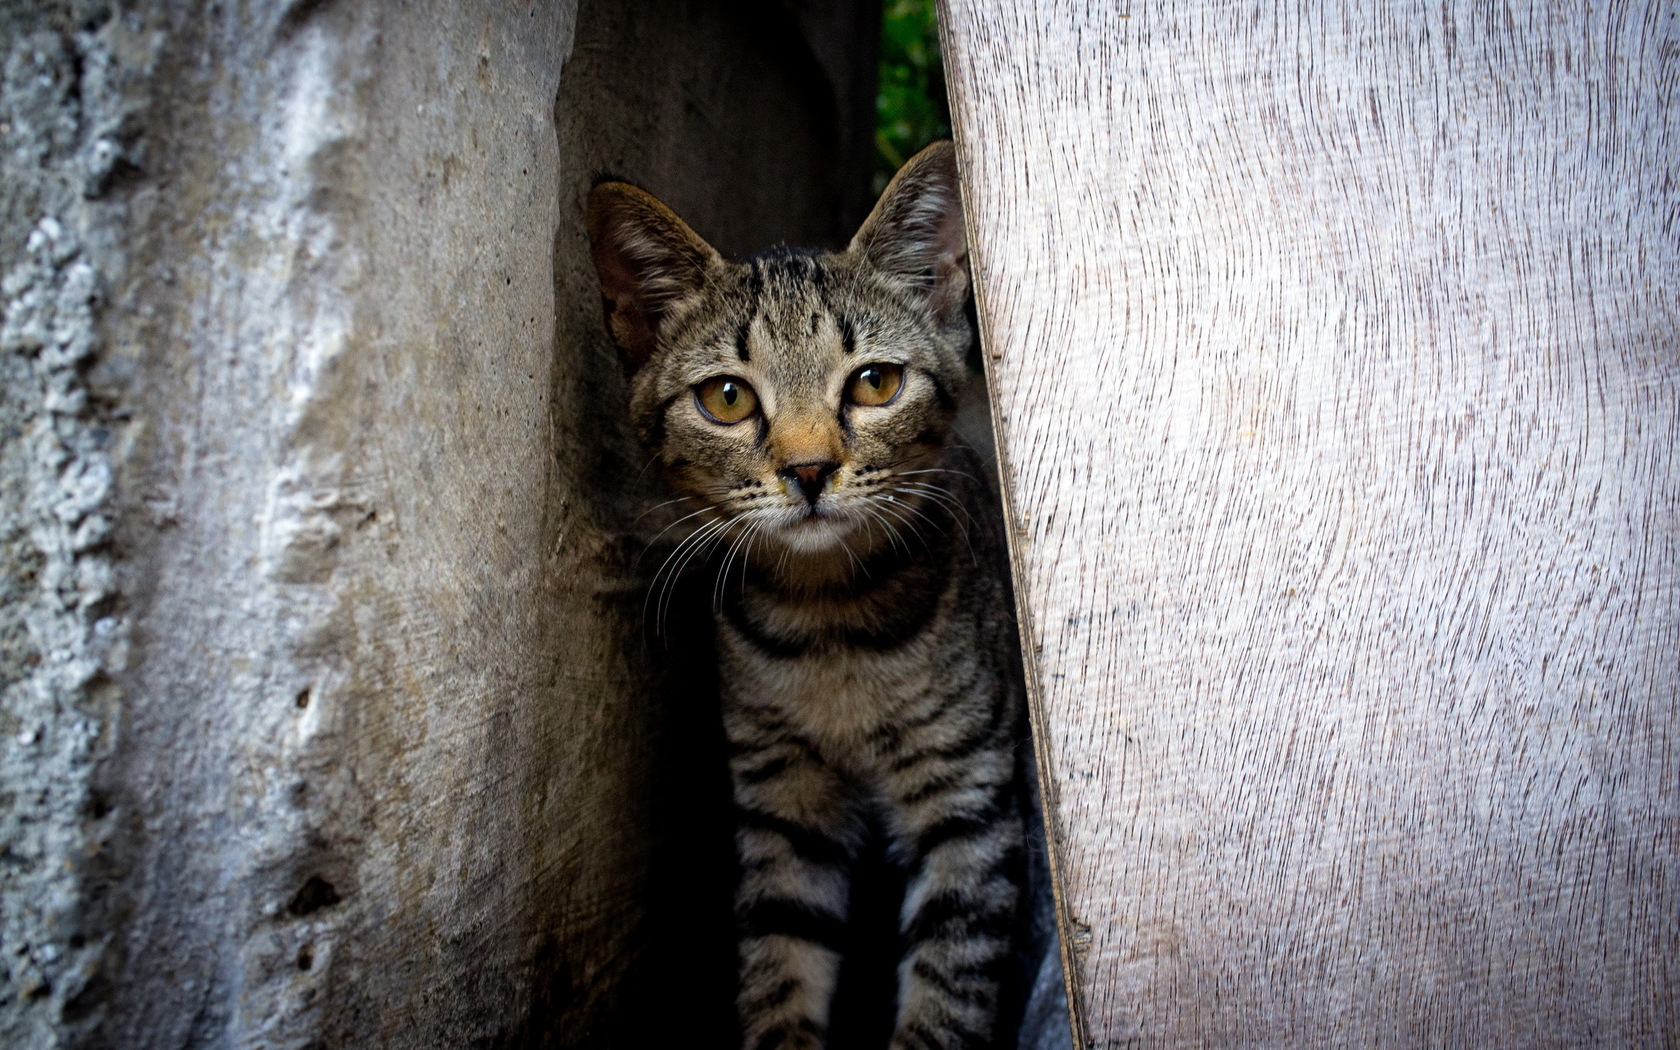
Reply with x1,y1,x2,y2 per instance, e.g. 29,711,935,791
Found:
874,0,951,196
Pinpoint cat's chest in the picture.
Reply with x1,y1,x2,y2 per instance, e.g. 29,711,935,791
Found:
721,634,939,751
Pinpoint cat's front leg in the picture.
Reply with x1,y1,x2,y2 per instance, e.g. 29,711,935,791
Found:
728,701,860,1050
884,723,1023,1050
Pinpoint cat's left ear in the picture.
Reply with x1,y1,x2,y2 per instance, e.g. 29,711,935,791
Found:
587,182,723,372
848,140,969,328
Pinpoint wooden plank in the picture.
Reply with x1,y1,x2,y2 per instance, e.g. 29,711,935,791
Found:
939,2,1679,1045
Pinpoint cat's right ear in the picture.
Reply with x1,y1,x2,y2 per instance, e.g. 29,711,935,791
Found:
587,183,722,372
848,141,969,329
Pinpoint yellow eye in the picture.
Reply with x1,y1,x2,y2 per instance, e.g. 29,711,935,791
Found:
695,376,758,424
846,363,904,407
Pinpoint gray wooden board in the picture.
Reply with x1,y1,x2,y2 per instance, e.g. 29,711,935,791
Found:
938,1,1679,1045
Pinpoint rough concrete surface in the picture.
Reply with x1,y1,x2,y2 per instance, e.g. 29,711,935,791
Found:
1,1,874,1046
2,5,160,1045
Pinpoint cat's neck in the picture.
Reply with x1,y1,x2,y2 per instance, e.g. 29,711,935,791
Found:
745,506,956,599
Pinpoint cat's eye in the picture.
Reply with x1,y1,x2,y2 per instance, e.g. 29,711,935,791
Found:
695,376,758,424
845,363,904,407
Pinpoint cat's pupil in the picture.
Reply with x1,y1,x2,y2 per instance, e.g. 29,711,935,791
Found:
863,369,881,389
722,383,739,405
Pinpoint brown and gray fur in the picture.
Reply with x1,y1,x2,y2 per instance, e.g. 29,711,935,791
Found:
589,143,1051,1050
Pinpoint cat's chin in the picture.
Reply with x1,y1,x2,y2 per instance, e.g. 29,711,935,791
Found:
767,511,860,555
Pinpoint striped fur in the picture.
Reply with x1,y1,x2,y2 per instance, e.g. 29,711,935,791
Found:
591,143,1028,1049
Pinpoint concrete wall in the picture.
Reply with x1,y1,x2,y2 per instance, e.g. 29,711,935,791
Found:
0,2,874,1046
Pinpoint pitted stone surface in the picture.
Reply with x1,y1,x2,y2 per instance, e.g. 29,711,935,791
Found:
2,2,871,1046
2,13,155,1046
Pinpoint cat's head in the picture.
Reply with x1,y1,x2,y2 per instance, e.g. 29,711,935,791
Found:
587,142,971,566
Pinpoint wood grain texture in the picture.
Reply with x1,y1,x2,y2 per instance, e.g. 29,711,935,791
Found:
938,2,1678,1046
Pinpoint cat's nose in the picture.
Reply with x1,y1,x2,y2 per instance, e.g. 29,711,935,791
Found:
780,461,839,506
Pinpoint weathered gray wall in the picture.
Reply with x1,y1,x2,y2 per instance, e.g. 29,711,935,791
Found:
941,1,1677,1046
1,1,873,1046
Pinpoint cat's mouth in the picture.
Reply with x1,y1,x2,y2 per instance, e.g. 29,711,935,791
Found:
771,502,854,552
786,505,831,531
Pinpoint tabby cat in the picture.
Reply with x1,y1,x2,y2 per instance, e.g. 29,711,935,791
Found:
588,143,1060,1050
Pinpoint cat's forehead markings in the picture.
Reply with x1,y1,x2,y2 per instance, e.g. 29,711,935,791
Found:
735,316,752,362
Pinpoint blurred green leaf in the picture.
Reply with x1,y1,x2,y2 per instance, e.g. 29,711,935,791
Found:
874,0,951,196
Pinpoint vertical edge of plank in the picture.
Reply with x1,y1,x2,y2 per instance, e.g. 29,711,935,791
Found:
935,7,1091,1047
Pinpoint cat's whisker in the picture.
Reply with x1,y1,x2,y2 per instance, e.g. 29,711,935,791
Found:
840,538,866,581
646,511,724,592
698,507,766,604
883,490,947,537
633,492,700,524
887,483,978,567
873,505,913,558
880,500,935,555
638,483,766,564
631,450,664,486
890,480,966,516
889,482,981,518
942,431,999,469
647,514,733,638
736,516,770,600
713,514,763,613
883,510,927,560
865,497,929,558
664,514,738,629
637,502,734,569
855,503,908,559
774,533,793,578
657,535,728,639
876,450,953,471
891,480,978,527
896,467,980,484
645,516,721,634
